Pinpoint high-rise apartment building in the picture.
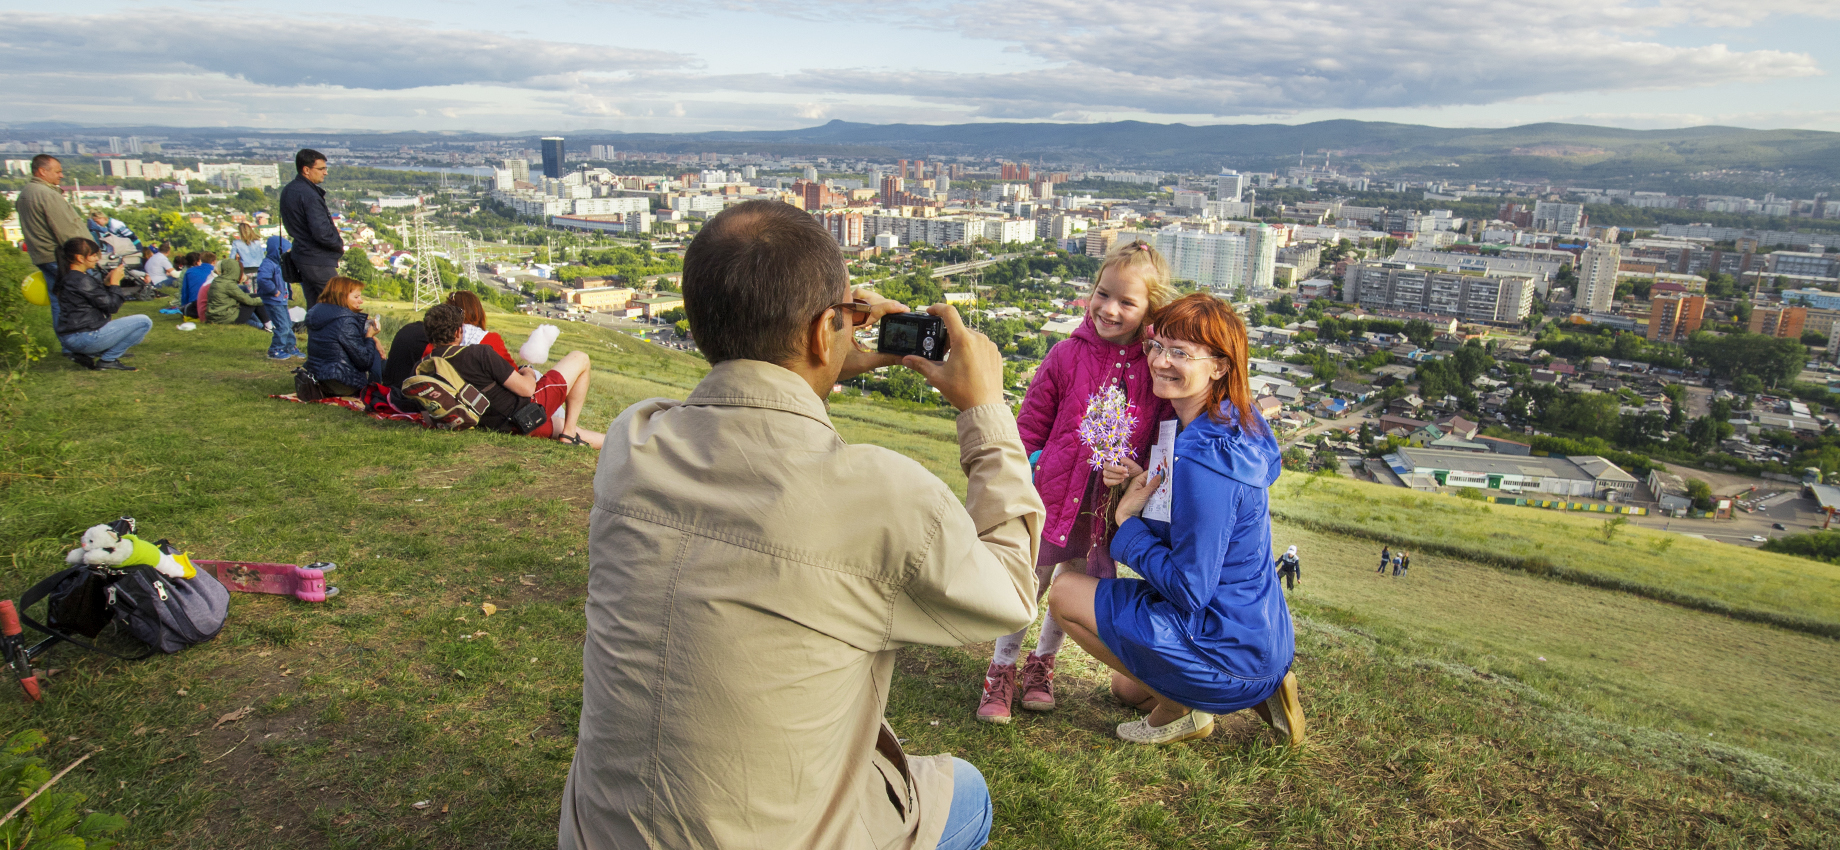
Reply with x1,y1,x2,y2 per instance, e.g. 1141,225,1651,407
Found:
589,144,615,160
1143,225,1282,296
1749,305,1807,339
879,175,904,206
803,166,819,181
1216,169,1245,203
898,159,910,179
1532,201,1586,235
815,210,864,246
1342,263,1535,324
1576,243,1621,313
540,137,565,180
1647,294,1706,342
502,158,530,185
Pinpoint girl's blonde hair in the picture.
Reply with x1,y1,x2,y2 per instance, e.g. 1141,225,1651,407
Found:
238,223,259,243
1094,238,1176,311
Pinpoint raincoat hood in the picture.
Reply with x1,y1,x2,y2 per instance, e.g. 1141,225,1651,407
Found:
265,234,291,262
1178,403,1282,490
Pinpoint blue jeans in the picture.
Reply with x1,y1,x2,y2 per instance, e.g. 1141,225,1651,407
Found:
936,758,992,850
263,296,298,356
36,263,66,353
60,314,153,362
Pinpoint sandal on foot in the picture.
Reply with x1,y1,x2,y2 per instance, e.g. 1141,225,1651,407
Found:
555,431,589,446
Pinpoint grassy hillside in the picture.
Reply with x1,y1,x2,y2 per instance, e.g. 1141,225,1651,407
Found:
0,302,1835,847
1268,476,1840,639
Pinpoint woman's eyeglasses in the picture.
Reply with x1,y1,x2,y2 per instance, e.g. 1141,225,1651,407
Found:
1142,339,1220,363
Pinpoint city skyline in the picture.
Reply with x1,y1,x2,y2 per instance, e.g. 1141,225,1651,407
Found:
0,0,1836,134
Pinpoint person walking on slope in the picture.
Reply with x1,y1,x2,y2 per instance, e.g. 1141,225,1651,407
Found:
1378,545,1391,574
280,148,344,307
976,239,1178,725
1391,552,1404,577
1275,545,1300,591
1397,552,1411,578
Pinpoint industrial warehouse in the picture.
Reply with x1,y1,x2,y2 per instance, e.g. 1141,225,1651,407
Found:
1380,447,1640,500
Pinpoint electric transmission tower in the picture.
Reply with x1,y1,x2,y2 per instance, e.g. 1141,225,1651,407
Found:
409,208,445,310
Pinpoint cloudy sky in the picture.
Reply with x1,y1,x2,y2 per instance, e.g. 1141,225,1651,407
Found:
1,0,1836,133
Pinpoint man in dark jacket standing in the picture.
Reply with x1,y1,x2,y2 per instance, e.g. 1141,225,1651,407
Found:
280,149,344,307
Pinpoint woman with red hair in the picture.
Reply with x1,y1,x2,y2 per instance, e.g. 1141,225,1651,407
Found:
1048,293,1304,747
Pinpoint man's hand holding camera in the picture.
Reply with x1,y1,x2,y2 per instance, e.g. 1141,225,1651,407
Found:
901,304,1003,412
838,287,909,381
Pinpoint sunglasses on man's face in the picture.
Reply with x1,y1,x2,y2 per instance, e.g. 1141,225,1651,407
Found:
825,300,875,329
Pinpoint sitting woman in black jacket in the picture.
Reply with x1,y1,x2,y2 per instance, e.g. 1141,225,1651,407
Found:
53,238,153,371
304,276,385,396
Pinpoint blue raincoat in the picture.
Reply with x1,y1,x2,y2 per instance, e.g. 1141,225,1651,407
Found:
1096,402,1293,713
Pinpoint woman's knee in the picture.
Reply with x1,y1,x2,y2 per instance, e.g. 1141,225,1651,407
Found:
1045,574,1093,625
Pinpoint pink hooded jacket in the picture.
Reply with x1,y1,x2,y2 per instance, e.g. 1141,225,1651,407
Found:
1017,318,1173,558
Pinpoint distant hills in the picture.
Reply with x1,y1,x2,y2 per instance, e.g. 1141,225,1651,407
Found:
10,118,1839,188
601,120,1840,187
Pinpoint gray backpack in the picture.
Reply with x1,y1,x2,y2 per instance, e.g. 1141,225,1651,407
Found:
21,557,229,657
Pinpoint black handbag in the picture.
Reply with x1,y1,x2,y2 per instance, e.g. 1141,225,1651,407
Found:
508,401,548,434
280,249,303,284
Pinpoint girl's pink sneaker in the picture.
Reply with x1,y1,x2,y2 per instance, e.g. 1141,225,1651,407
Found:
976,661,1018,724
1019,652,1057,711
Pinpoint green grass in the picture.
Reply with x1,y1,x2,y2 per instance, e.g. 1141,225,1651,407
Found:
1269,475,1840,638
0,301,1837,847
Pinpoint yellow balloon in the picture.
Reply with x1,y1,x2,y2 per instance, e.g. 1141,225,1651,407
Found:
20,270,49,307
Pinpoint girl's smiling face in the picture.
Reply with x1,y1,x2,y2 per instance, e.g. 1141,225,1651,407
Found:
1088,267,1151,344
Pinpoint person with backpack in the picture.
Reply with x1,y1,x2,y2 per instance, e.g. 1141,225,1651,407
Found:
304,276,384,397
415,303,603,447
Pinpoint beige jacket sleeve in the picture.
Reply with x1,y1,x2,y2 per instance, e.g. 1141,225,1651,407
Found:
886,402,1045,648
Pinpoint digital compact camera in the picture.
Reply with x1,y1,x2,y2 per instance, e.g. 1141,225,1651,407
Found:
877,312,949,362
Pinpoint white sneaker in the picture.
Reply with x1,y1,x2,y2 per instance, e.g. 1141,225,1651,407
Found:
1116,710,1214,745
176,322,197,331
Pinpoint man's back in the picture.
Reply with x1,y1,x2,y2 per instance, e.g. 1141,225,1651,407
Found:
562,360,1041,850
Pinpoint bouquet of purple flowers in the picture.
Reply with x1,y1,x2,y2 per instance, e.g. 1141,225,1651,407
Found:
1077,384,1138,471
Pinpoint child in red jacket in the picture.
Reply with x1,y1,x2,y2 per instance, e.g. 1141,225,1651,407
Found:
978,239,1177,724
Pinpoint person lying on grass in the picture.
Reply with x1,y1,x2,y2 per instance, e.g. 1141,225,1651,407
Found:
420,303,603,448
1048,292,1306,747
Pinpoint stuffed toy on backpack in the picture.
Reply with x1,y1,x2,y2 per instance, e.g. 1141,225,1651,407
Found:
66,525,197,579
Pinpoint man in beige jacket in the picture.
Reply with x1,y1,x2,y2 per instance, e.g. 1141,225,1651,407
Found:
561,199,1044,850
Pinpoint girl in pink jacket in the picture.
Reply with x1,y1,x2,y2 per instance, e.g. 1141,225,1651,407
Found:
978,239,1178,724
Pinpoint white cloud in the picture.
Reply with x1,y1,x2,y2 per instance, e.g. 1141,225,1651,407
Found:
0,12,690,90
0,0,1829,131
